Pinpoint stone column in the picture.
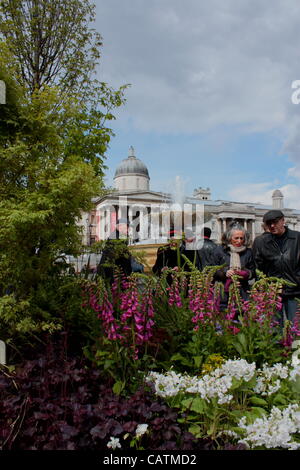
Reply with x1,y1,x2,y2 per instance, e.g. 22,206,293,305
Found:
251,220,256,242
217,218,223,242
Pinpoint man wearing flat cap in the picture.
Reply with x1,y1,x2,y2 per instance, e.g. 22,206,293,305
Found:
252,209,300,323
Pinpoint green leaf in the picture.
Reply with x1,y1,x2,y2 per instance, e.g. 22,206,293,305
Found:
273,394,288,405
104,359,115,370
188,424,202,438
248,396,268,406
170,353,190,366
182,397,206,414
229,409,245,420
237,332,248,350
230,426,244,436
230,340,244,356
181,397,194,410
95,350,109,358
193,355,203,368
170,353,186,361
246,407,267,422
112,380,125,396
244,376,258,389
230,376,242,390
290,376,300,395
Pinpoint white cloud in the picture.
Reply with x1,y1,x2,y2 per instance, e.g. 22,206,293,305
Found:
280,184,300,209
95,0,300,188
287,166,300,180
228,183,300,210
228,183,274,205
96,1,300,134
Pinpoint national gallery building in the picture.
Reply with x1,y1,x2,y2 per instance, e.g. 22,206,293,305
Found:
80,147,300,247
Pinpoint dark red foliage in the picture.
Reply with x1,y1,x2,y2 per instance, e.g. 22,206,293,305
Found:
0,337,216,451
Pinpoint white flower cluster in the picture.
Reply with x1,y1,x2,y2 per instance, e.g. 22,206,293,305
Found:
147,359,256,405
254,363,289,396
238,404,300,450
253,352,300,396
147,354,300,403
188,372,234,405
220,359,256,382
147,370,193,398
147,355,300,450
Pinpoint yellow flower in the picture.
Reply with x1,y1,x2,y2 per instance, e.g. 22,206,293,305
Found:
201,354,225,375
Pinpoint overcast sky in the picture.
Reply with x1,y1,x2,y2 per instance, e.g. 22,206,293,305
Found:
94,0,300,209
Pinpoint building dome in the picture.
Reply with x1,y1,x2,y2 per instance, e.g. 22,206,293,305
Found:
272,189,283,198
113,146,150,191
114,146,149,179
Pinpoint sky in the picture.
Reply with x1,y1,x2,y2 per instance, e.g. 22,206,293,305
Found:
94,0,300,209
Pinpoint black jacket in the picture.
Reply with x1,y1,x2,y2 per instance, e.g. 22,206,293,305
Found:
152,240,199,275
252,228,300,297
152,243,185,275
197,238,219,269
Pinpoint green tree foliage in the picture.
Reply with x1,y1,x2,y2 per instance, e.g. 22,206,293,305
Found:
0,0,128,176
0,1,127,347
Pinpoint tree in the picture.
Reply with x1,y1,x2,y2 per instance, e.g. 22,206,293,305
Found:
0,0,127,290
0,1,127,346
0,0,128,176
0,0,101,97
0,80,98,290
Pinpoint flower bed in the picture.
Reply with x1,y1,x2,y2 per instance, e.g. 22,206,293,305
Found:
78,267,300,449
1,266,300,450
146,353,300,449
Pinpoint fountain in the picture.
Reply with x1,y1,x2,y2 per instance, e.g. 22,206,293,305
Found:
160,175,189,238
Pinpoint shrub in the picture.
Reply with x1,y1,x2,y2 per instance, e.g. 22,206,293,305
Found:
0,336,219,450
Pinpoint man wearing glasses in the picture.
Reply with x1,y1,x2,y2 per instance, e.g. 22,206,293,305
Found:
252,209,300,323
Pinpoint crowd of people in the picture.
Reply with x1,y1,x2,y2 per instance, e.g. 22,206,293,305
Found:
96,209,300,325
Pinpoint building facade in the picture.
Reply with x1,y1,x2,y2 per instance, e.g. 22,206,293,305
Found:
81,147,300,245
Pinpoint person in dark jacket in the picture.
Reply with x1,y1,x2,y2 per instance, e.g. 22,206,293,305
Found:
97,218,132,284
213,223,256,309
252,209,300,323
152,229,200,283
197,227,219,269
152,231,187,277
